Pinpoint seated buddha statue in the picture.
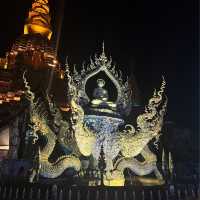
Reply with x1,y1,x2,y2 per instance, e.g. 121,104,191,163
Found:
91,79,116,110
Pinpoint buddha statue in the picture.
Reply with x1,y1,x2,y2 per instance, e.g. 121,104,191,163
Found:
91,79,116,110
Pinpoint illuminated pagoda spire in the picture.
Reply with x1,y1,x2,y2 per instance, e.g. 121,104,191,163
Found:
0,0,61,105
9,0,61,71
24,0,52,40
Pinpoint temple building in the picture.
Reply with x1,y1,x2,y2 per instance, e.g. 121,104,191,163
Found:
0,0,198,200
0,0,60,159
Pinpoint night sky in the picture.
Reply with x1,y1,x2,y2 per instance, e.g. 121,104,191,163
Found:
0,0,198,133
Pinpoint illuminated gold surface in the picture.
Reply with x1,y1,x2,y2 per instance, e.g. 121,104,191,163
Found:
103,171,125,186
59,70,65,79
134,176,165,186
0,146,9,150
4,63,7,69
104,178,125,186
0,91,23,104
24,0,52,39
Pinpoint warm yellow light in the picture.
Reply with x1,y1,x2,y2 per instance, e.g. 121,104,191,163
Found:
75,133,96,157
48,62,56,67
60,72,64,79
135,177,165,186
104,178,125,186
53,59,57,64
4,64,7,69
60,106,70,112
24,24,52,40
7,92,14,98
13,96,21,101
24,0,52,40
0,146,9,150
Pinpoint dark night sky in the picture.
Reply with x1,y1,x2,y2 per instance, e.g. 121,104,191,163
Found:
0,0,198,133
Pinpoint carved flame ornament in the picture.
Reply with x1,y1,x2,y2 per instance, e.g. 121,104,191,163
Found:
71,43,132,116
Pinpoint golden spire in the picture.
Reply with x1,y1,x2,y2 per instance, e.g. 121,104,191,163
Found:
24,0,52,40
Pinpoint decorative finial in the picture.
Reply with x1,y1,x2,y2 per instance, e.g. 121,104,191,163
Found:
99,41,107,63
24,0,52,40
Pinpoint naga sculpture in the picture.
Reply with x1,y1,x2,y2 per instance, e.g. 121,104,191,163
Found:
23,72,81,179
23,44,167,186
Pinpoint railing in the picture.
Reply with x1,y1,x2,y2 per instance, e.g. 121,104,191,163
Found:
0,181,199,200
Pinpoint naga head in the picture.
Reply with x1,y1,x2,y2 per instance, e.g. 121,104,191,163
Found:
23,71,49,134
136,77,167,135
119,77,167,158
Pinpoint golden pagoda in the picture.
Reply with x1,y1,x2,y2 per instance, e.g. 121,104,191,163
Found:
24,0,52,40
0,0,62,104
9,0,58,70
